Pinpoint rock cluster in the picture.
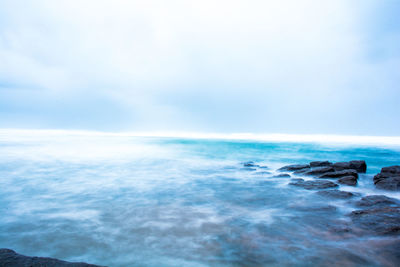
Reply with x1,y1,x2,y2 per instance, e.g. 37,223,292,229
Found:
279,160,366,187
373,166,400,191
0,249,103,267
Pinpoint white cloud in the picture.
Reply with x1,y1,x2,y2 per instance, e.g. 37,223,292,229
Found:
0,0,399,134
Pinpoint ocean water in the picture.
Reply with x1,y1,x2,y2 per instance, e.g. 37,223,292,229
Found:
0,131,399,267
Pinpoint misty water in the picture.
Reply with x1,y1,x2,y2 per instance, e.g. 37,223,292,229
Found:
0,131,399,266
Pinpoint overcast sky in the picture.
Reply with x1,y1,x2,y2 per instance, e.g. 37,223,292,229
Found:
0,0,399,135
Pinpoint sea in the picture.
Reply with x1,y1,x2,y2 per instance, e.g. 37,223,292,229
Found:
0,130,399,267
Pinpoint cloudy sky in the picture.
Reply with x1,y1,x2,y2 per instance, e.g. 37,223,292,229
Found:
0,0,399,135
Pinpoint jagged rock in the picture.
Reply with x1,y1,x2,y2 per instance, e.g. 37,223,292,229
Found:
289,178,338,190
0,249,103,267
316,189,355,199
349,160,367,173
338,176,358,186
310,161,332,167
355,195,400,208
272,173,290,178
319,169,358,179
349,207,400,235
373,166,400,191
278,164,310,172
303,166,335,176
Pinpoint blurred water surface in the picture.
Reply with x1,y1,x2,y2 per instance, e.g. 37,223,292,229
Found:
0,131,399,266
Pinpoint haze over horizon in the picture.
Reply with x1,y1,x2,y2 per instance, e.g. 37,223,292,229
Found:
1,0,399,136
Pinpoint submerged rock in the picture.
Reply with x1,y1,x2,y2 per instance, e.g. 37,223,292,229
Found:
278,164,310,172
242,161,260,167
303,166,334,176
319,169,358,179
309,161,332,167
349,207,400,235
355,195,400,208
0,249,103,267
338,176,358,186
289,178,338,190
373,166,400,191
316,189,355,199
272,173,291,178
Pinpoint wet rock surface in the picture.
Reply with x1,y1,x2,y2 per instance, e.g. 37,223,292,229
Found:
0,249,103,267
272,173,290,178
316,189,355,199
278,164,310,172
349,207,400,235
373,166,400,191
319,169,358,179
309,161,332,167
338,175,358,186
303,166,334,176
289,178,338,190
355,195,400,208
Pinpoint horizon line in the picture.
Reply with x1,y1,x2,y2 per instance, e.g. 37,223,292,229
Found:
1,128,400,146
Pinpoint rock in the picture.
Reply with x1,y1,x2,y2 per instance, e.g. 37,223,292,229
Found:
289,178,338,190
278,164,310,172
310,161,332,167
272,173,291,178
0,248,103,267
319,169,358,179
373,166,400,191
241,167,257,171
355,195,400,208
338,176,358,186
349,207,400,235
349,160,367,173
316,189,355,199
243,161,260,167
291,204,337,213
333,162,351,171
303,166,335,176
255,171,272,175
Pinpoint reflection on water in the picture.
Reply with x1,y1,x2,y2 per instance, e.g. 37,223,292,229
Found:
0,131,399,266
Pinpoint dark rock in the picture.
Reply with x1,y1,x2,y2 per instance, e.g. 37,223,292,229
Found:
289,178,338,190
373,166,400,191
278,164,310,172
0,248,103,267
243,161,260,167
349,160,367,173
333,162,351,171
316,189,355,199
319,169,358,179
241,167,257,171
303,166,335,176
310,161,332,167
355,195,400,208
291,204,337,213
338,176,358,186
349,207,400,235
272,173,291,178
255,171,271,175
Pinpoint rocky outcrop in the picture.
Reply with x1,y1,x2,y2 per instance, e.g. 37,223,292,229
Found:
373,166,400,191
316,189,355,199
0,249,103,267
303,166,334,176
309,161,332,167
278,164,310,172
355,195,400,208
338,176,357,186
349,207,400,235
332,161,366,173
289,178,338,190
319,169,358,179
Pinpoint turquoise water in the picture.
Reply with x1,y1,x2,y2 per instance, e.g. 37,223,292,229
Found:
0,132,399,266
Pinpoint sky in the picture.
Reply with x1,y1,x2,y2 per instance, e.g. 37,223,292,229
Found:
0,0,399,136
